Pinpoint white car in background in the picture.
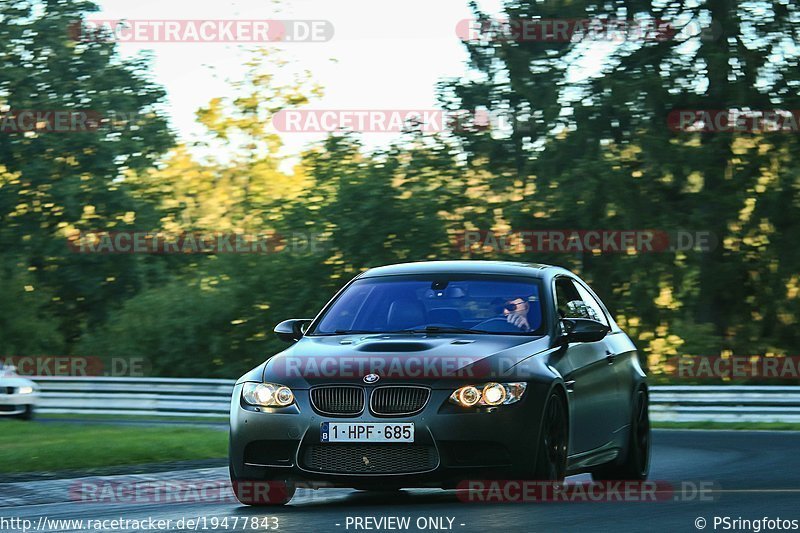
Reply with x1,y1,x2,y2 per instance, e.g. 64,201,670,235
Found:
0,364,38,420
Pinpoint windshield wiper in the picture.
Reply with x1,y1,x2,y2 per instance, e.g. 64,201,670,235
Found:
316,327,491,335
397,326,491,335
308,330,379,336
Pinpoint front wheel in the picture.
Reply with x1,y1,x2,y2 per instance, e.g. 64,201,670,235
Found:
592,388,650,481
531,392,568,481
229,463,296,506
15,405,34,421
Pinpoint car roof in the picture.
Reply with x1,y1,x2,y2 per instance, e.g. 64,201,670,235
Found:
357,260,572,280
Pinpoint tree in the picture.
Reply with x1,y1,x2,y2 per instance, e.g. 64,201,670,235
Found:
443,0,800,371
0,0,174,348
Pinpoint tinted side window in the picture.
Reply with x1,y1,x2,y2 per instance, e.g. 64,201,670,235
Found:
554,278,581,318
574,282,610,327
555,277,607,325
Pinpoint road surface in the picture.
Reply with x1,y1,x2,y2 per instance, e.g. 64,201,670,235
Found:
1,430,797,532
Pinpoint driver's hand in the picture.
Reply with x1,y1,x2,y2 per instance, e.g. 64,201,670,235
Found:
506,313,530,331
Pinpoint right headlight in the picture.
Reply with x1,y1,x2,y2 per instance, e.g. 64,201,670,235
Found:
242,382,295,407
449,382,527,408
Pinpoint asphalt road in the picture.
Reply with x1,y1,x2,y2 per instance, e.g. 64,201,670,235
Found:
1,430,798,533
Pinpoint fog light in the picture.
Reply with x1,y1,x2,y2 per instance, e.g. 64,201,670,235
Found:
482,383,507,406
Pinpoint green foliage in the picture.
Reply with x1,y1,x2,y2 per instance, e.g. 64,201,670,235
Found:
0,421,226,473
2,0,799,380
0,0,174,348
78,254,337,377
441,0,800,373
0,261,63,356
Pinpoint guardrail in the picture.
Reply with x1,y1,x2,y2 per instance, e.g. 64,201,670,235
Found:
32,377,235,418
25,377,800,423
649,385,800,423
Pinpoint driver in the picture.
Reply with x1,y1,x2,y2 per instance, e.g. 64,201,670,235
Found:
503,296,531,332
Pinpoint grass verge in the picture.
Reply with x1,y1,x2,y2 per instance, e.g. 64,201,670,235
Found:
653,421,800,431
37,413,226,424
0,420,227,474
2,418,794,475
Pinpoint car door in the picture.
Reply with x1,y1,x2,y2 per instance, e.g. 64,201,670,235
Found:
571,279,629,434
552,276,619,454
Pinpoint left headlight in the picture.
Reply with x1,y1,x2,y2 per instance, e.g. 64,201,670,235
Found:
242,382,295,407
449,382,527,408
17,386,34,395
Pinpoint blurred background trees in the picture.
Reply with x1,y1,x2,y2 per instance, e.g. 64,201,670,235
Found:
443,0,800,375
1,0,798,379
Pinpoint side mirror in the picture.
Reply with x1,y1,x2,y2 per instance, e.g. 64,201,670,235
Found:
274,319,313,343
559,318,610,344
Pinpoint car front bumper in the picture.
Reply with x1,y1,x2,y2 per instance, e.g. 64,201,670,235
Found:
0,392,37,415
229,382,552,488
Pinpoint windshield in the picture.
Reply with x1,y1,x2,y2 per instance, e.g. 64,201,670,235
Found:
311,275,545,335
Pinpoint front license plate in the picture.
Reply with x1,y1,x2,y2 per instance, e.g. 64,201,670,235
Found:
321,422,414,443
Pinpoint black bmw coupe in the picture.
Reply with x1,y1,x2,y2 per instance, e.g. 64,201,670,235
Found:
229,261,650,505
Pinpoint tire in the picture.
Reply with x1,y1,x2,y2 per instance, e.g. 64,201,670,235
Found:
531,392,568,481
229,463,296,506
592,387,650,481
15,405,34,421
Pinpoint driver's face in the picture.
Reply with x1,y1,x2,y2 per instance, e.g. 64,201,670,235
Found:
503,298,529,316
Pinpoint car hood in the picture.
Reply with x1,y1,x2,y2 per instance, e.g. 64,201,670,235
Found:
0,375,37,388
261,333,552,388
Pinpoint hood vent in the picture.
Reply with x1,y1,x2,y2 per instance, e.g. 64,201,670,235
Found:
355,342,432,353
